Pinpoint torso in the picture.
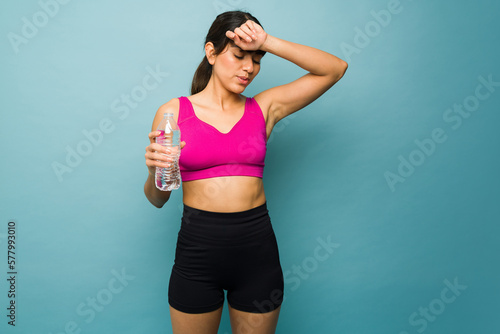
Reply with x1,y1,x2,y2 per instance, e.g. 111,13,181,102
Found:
174,94,275,212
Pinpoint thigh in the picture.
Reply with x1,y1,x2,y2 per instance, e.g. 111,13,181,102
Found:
168,268,225,314
226,233,284,313
228,304,281,334
170,305,223,334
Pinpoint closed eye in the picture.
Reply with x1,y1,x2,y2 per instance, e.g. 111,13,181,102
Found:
234,53,261,64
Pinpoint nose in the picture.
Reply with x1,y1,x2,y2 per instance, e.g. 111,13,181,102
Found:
242,56,254,74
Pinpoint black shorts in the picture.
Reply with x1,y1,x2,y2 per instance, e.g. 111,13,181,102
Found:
168,201,284,314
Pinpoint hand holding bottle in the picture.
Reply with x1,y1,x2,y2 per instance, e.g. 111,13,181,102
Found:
145,131,186,177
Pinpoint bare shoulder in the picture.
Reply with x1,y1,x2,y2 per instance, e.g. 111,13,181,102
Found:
253,91,275,125
152,98,180,131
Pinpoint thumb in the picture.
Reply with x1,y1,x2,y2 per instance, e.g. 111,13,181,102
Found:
180,141,186,149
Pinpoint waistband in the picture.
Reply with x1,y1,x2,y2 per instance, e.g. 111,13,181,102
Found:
179,201,273,245
182,201,268,219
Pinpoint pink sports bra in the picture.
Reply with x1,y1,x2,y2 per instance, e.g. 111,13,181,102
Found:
177,96,267,182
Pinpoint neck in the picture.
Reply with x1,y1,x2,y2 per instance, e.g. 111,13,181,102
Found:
199,75,244,111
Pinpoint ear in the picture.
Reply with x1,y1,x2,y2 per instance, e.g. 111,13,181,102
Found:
205,42,216,65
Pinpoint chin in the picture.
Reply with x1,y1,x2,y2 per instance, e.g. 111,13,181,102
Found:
231,85,247,94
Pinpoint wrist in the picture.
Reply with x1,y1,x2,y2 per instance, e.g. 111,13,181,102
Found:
260,34,276,53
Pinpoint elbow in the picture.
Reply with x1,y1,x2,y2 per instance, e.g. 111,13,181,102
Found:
144,182,170,208
326,59,348,86
149,193,170,209
342,59,348,72
144,191,163,208
337,59,348,80
148,196,169,209
152,200,165,209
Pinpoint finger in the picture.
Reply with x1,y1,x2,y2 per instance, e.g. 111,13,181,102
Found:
226,30,237,40
234,27,252,43
148,131,162,144
146,143,167,153
146,154,163,168
246,20,261,35
148,130,161,140
147,151,172,164
240,24,256,40
232,32,242,44
180,141,186,149
251,21,264,37
146,156,169,168
251,21,258,34
226,30,244,45
146,158,170,169
245,20,258,36
156,159,171,168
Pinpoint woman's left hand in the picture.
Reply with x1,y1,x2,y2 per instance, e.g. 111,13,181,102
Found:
226,20,267,51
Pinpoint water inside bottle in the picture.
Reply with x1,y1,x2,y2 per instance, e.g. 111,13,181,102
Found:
155,128,181,191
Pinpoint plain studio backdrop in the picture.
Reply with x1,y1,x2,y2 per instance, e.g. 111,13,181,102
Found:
1,0,499,333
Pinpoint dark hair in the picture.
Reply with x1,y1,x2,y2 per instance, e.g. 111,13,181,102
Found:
190,10,265,95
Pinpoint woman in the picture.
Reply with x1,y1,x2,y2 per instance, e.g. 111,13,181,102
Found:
144,10,347,334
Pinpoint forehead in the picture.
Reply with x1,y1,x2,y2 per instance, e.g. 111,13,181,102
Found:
229,44,264,56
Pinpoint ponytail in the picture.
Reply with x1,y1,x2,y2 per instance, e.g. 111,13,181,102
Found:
191,56,212,95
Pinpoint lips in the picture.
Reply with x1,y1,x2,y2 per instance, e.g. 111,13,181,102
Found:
237,76,249,85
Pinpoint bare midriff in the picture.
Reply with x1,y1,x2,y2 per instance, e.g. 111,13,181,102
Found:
182,175,266,212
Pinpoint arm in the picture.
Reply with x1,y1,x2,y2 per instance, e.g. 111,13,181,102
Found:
144,171,172,208
258,35,348,122
144,98,185,208
227,21,348,123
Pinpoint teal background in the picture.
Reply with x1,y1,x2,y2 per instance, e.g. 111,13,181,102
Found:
1,0,499,333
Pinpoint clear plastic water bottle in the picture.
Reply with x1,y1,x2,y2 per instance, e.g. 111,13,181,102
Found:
155,113,181,191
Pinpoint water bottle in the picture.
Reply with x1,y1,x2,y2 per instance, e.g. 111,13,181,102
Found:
155,113,181,191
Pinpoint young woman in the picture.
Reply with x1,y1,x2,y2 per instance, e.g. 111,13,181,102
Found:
144,10,347,334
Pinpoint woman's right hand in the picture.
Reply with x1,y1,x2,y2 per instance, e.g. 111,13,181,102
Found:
145,131,186,176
